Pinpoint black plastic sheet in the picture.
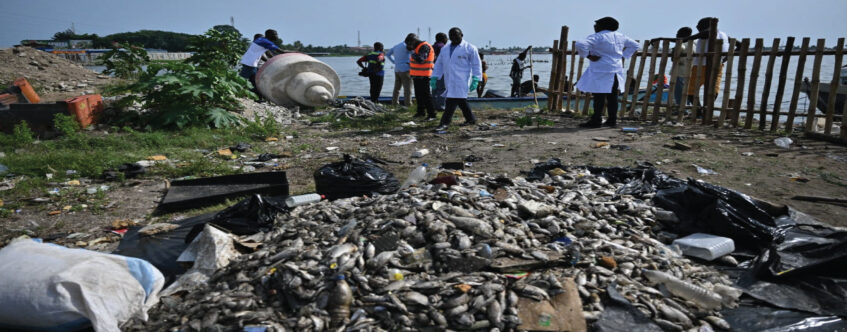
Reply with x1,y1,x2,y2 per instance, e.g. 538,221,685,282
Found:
523,158,563,182
722,299,847,332
593,284,661,332
314,154,400,200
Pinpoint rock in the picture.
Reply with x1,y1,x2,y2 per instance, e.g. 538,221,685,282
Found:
29,61,40,66
76,83,88,88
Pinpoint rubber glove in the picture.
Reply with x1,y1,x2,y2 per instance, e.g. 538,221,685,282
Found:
469,76,480,92
430,77,438,90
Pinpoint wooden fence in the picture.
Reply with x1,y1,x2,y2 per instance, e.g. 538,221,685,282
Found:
545,21,847,143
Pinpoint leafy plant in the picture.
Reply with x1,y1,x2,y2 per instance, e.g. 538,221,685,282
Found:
186,28,248,68
11,121,35,146
515,115,554,128
101,42,150,79
53,114,81,137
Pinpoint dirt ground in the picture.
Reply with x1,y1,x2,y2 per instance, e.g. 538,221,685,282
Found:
3,107,846,251
0,46,116,100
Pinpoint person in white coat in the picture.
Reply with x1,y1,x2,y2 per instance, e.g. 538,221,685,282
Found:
432,27,483,131
575,17,640,128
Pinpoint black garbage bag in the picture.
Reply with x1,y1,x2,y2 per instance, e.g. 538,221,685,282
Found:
522,158,563,182
593,283,661,332
721,299,847,331
203,194,287,236
314,154,400,200
584,166,682,196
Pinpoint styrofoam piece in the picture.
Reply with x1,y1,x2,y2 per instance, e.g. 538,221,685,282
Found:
672,233,735,261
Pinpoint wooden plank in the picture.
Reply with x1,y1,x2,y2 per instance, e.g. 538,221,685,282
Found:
703,18,720,125
841,94,847,138
717,38,737,127
804,39,827,133
566,41,577,112
641,44,660,121
547,40,560,112
769,37,795,131
785,38,810,133
677,40,696,123
555,26,569,112
629,41,650,117
731,39,750,127
665,39,683,121
652,40,671,124
758,38,781,130
824,38,844,134
745,39,765,129
574,56,585,114
621,43,638,114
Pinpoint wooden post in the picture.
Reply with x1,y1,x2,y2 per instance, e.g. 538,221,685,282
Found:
705,38,724,125
641,45,660,121
745,39,765,129
770,37,795,131
702,18,719,125
731,39,750,127
566,41,576,112
652,40,671,124
717,38,737,127
804,39,827,133
665,39,683,121
629,41,650,117
555,27,569,112
841,94,847,138
758,38,781,130
621,45,638,115
824,38,844,135
677,40,696,123
786,38,810,133
574,56,585,114
548,40,560,112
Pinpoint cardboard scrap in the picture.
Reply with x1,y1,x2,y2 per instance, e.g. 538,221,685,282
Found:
147,155,168,161
517,277,587,332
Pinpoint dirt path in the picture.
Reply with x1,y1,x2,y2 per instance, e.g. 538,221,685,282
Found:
3,109,846,249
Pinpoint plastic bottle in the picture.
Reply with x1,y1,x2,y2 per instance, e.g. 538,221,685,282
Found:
285,193,324,208
400,163,428,190
329,274,353,327
642,269,723,309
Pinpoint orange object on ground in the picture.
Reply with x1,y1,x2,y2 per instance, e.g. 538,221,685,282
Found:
13,77,40,103
0,93,18,106
65,94,103,128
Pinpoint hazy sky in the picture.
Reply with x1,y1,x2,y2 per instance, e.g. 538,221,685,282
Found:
1,0,845,49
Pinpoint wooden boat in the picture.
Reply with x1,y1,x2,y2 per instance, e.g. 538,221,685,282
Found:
800,67,846,120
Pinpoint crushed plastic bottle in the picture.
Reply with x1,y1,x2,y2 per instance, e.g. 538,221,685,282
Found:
328,274,353,327
400,163,428,190
774,137,793,149
285,193,324,208
642,269,723,309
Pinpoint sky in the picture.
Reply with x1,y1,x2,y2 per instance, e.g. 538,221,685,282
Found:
1,0,845,49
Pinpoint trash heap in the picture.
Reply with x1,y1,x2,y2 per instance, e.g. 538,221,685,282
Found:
326,97,390,119
127,167,741,331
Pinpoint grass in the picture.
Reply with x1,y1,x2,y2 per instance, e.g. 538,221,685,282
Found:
309,106,428,132
0,121,281,200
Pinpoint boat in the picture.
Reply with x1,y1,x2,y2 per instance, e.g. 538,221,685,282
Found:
800,66,847,120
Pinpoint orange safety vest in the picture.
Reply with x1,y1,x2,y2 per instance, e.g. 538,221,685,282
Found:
409,42,434,77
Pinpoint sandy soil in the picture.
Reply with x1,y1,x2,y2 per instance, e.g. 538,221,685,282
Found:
0,46,115,100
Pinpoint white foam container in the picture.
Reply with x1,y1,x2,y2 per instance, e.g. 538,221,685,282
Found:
672,233,735,261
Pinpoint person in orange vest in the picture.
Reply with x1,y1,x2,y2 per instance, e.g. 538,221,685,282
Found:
405,33,437,120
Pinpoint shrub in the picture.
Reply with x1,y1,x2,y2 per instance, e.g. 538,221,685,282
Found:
101,43,150,79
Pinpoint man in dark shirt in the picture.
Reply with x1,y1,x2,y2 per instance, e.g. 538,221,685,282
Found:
510,46,532,97
432,32,448,111
356,42,385,103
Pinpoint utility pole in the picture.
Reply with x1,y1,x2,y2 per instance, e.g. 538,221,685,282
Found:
357,30,361,47
428,27,431,42
71,22,76,34
417,27,420,38
230,16,235,27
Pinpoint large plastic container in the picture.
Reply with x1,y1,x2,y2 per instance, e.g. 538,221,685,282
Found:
13,77,40,103
65,94,103,128
672,233,735,261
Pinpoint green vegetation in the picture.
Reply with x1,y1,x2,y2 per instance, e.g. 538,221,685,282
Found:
515,115,555,128
49,28,194,52
108,27,254,129
101,43,150,79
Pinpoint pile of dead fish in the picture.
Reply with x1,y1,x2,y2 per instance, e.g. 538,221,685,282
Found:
327,97,389,118
127,168,740,331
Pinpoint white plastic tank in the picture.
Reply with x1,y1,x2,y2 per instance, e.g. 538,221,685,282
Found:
256,53,341,107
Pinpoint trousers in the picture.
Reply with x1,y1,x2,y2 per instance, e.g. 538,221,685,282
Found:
392,71,412,106
440,98,476,126
368,75,384,103
590,76,619,124
412,76,435,117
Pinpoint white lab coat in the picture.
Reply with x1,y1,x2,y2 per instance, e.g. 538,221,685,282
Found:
432,40,482,99
574,30,640,94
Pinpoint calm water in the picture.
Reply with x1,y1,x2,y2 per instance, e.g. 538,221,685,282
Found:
87,53,838,121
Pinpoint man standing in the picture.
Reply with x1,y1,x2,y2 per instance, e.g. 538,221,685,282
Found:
685,18,730,112
356,42,385,103
385,40,412,106
239,29,282,99
509,46,532,97
433,27,482,131
405,33,437,120
575,17,640,128
432,32,449,111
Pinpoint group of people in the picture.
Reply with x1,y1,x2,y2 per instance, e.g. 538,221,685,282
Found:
574,16,729,128
362,27,483,131
239,17,729,131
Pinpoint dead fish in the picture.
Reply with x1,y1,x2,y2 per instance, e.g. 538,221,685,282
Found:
513,284,550,301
